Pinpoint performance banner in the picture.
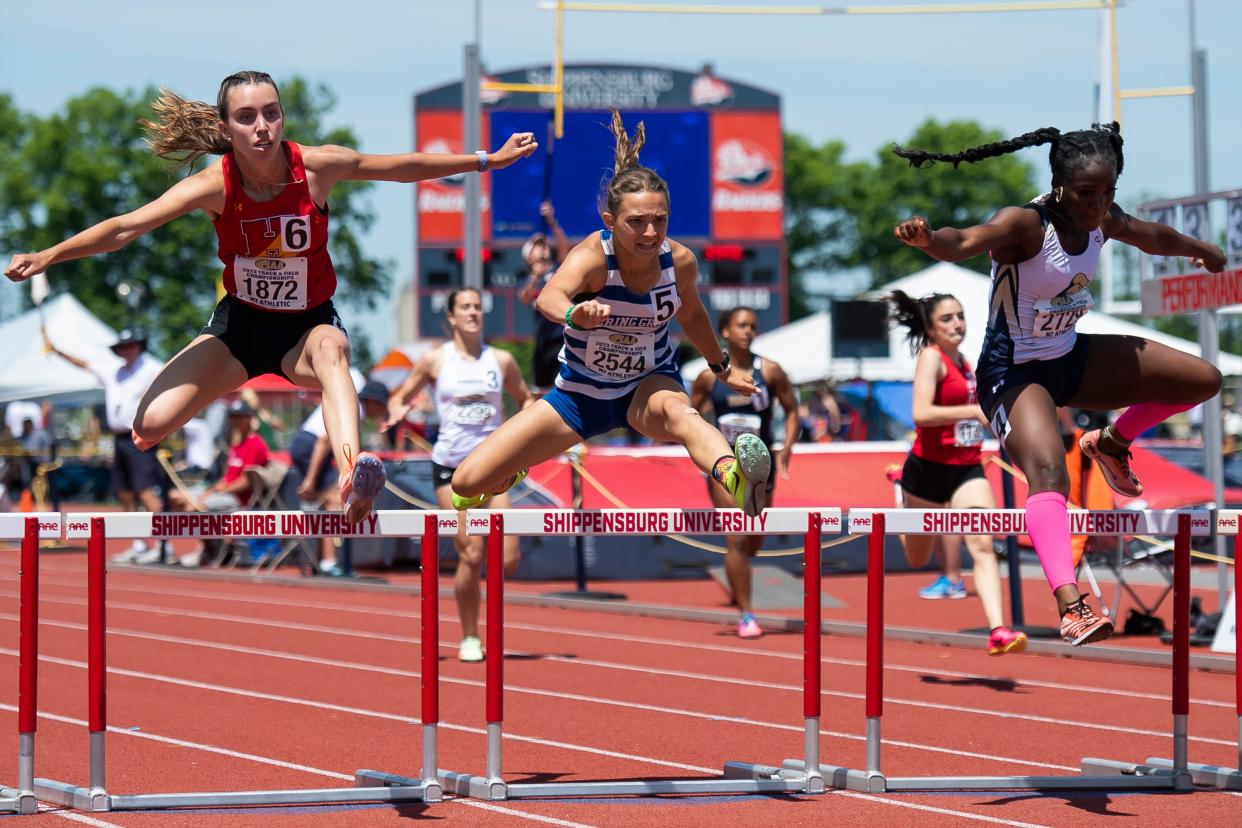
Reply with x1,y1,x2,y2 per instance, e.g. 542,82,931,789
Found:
709,111,784,240
414,110,492,243
1141,267,1242,315
848,508,1212,537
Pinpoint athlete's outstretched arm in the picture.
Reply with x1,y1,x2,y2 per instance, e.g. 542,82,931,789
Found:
310,133,538,188
672,248,757,396
893,206,1035,263
4,168,222,282
1103,205,1226,272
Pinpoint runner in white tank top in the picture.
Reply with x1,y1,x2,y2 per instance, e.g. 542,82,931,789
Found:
386,288,531,662
892,122,1223,647
446,110,773,519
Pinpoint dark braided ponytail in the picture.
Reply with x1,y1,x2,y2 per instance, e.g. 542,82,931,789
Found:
884,290,957,356
894,122,1124,180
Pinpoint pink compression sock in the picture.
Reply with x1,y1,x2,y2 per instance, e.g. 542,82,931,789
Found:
1113,402,1194,442
1025,491,1076,593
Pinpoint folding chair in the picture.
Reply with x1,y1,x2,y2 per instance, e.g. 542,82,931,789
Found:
242,462,320,575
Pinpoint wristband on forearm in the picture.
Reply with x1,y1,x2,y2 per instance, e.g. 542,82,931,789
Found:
564,304,582,330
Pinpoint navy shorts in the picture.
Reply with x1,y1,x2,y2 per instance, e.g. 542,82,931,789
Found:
543,369,684,439
430,461,456,489
112,432,162,494
289,429,338,492
978,334,1092,433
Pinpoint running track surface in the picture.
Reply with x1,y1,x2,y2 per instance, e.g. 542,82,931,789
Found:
1,546,1238,827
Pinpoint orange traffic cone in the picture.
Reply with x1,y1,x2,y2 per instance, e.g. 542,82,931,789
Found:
18,489,34,512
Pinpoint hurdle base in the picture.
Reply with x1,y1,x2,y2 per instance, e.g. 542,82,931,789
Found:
1081,758,1192,790
32,779,110,812
782,759,885,793
34,776,438,811
0,787,38,815
354,769,443,803
1140,757,1242,790
439,763,817,800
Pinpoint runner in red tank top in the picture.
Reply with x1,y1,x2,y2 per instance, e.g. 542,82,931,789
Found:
885,290,1025,656
4,71,537,523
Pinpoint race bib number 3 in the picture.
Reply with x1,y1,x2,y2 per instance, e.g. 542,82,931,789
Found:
585,331,655,382
954,419,984,448
235,257,308,310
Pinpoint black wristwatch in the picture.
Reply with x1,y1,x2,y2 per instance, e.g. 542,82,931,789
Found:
708,353,731,376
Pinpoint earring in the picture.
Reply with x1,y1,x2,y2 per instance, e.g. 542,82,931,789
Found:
1055,187,1064,202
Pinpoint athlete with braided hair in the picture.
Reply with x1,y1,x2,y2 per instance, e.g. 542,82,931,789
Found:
451,110,772,516
893,122,1224,645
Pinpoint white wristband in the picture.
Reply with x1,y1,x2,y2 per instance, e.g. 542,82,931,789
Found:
476,150,489,172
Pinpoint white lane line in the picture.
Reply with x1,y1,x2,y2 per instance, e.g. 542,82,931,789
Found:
36,804,126,827
4,616,1080,773
8,575,1230,709
840,792,1050,827
0,703,595,827
12,598,1229,748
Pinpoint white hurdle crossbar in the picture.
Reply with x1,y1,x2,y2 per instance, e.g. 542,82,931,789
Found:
437,507,841,800
1115,509,1241,790
782,508,1211,792
33,510,456,812
1,514,60,816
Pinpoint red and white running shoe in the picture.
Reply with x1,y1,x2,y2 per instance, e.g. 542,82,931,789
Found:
1059,597,1114,646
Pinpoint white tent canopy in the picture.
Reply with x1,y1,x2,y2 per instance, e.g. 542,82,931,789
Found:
0,294,123,405
684,261,1242,384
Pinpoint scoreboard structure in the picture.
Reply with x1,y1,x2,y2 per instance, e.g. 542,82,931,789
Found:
412,63,786,339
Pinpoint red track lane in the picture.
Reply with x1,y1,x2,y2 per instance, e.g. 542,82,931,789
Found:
0,550,1239,827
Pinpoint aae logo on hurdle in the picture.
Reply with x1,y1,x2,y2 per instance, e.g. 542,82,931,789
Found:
64,510,457,539
848,508,1212,536
0,512,61,539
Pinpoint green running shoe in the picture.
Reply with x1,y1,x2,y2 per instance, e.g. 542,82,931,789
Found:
722,434,771,517
450,468,529,510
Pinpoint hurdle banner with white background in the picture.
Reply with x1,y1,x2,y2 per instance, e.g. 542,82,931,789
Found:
466,507,843,536
847,509,1213,537
1212,510,1239,655
61,510,457,539
0,513,61,539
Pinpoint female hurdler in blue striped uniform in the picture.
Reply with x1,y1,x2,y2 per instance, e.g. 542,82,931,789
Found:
450,110,771,515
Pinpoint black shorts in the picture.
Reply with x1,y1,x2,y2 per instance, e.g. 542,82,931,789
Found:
289,429,338,492
899,453,987,505
977,333,1092,429
202,295,347,380
430,461,456,489
112,432,162,495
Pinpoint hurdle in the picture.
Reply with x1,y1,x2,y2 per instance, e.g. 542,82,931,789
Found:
437,507,838,800
783,508,1210,792
33,510,453,812
1,514,60,816
1093,508,1241,790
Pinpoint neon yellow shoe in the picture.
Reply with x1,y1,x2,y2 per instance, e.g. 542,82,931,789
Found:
450,468,528,510
722,434,771,518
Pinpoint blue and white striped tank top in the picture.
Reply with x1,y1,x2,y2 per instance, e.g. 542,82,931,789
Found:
555,230,682,400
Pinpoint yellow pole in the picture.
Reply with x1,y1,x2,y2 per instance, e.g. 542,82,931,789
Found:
556,0,565,138
1119,86,1195,100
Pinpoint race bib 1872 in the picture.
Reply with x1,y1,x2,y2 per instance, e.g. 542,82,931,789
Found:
235,256,308,311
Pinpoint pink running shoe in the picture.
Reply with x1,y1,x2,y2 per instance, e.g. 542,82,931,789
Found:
987,626,1028,656
1059,597,1114,646
1079,428,1143,498
737,612,762,639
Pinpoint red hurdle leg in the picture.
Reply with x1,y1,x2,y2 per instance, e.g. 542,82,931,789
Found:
1172,513,1190,783
866,512,885,773
420,514,439,788
802,512,823,790
88,516,107,792
485,513,505,794
18,517,39,796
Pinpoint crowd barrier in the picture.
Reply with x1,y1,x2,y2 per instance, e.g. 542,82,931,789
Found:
29,511,454,812
435,507,839,799
1,506,1238,811
780,508,1213,792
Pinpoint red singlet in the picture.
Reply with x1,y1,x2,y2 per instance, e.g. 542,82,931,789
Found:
911,347,983,465
213,141,336,312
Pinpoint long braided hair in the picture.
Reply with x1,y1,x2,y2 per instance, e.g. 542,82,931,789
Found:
893,122,1124,181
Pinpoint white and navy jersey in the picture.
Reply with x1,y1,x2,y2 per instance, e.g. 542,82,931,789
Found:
708,356,774,447
980,195,1103,368
431,343,504,468
555,230,682,400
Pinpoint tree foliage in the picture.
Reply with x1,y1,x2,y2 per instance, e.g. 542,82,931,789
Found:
783,119,1041,307
0,79,389,356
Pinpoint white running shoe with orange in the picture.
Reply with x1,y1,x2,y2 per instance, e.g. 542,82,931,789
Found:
340,450,386,524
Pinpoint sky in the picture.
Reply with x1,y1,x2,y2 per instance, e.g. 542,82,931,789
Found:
2,0,1239,355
